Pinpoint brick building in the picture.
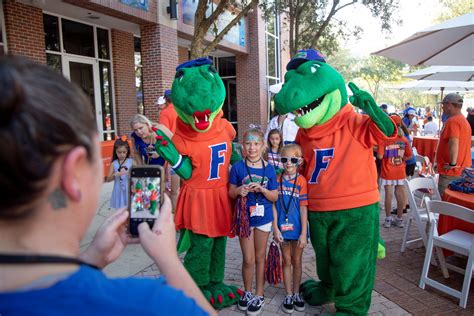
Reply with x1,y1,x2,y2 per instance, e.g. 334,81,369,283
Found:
0,0,290,140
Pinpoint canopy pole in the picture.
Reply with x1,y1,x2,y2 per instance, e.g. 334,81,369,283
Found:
439,87,445,132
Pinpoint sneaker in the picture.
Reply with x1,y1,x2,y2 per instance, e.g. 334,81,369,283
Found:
395,218,405,228
238,291,254,311
293,293,306,312
384,217,392,228
247,295,264,315
281,294,294,314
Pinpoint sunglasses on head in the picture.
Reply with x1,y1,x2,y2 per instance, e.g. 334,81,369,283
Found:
280,157,299,164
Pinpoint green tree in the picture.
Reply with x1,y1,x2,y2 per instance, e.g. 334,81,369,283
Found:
435,0,473,23
355,55,404,102
190,0,259,58
260,0,400,56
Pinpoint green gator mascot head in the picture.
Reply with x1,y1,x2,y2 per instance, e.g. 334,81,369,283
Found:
275,49,348,129
171,58,225,132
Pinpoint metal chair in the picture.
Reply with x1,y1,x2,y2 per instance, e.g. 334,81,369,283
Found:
401,177,441,252
420,199,474,308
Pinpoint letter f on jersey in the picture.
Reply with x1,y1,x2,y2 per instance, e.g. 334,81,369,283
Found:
208,142,227,180
309,148,335,184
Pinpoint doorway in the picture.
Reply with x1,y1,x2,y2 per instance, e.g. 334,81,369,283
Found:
63,55,103,135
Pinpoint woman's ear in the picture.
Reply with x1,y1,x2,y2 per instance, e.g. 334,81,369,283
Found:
61,147,87,202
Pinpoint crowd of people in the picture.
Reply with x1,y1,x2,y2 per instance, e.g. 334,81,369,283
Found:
1,53,472,316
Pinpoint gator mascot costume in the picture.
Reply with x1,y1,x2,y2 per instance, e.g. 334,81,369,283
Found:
274,49,396,315
153,58,241,309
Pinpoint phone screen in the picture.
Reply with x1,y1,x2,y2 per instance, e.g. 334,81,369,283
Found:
129,166,162,236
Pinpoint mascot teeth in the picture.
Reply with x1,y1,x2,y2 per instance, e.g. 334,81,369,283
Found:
295,94,326,117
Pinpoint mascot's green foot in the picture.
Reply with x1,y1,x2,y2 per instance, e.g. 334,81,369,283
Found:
205,282,242,309
300,279,334,306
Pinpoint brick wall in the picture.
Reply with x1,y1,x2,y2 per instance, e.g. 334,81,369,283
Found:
235,8,268,140
140,23,178,122
3,0,45,63
111,29,136,136
178,46,189,64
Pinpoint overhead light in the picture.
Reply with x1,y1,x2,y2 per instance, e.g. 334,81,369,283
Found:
87,12,100,20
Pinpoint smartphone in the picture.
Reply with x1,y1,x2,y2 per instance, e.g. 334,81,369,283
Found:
128,165,165,236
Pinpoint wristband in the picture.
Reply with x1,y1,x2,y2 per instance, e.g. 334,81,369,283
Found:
449,162,457,167
172,155,183,169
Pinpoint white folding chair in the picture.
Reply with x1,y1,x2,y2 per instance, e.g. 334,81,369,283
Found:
401,177,441,252
419,199,474,308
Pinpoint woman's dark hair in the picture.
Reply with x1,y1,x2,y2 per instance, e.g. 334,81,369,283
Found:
112,138,131,162
0,56,97,219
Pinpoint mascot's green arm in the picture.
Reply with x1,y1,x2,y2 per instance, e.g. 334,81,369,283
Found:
230,142,242,165
348,82,394,137
153,129,193,180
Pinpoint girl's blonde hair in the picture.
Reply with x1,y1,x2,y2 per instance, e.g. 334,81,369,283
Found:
281,143,303,157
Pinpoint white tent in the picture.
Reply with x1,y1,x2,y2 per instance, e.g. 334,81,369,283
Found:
405,66,474,81
373,12,474,66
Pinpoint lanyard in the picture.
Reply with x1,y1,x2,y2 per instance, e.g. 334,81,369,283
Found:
244,158,265,204
279,173,298,221
0,254,99,270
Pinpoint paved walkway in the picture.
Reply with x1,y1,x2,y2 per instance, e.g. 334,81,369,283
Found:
82,183,472,315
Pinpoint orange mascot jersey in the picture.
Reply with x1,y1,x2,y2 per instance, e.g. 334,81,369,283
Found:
296,105,395,211
173,111,236,237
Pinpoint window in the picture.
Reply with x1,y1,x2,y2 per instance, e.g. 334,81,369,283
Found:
0,1,5,55
265,4,281,120
217,56,238,139
62,19,94,57
134,36,144,114
43,14,114,141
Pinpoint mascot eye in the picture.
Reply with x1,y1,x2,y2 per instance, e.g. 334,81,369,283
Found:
310,66,318,74
175,70,184,80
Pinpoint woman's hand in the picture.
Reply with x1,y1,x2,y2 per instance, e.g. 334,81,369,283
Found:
80,209,137,268
298,234,307,249
138,195,180,264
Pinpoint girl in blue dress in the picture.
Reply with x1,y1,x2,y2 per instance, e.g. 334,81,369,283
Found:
106,137,134,209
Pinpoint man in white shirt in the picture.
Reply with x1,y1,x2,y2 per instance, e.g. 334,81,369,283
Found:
265,112,299,144
423,116,438,136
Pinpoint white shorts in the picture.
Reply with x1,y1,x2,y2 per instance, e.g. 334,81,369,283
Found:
252,222,272,233
380,178,405,186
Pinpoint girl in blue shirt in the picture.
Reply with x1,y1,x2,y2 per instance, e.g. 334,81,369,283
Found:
229,128,278,315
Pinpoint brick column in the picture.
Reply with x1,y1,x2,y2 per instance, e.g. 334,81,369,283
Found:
111,29,136,136
140,23,178,122
3,0,45,63
235,9,268,140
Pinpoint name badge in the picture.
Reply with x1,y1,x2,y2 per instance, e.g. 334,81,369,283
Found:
281,223,294,232
250,203,265,217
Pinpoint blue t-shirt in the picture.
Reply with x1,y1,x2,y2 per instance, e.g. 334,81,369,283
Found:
131,132,165,166
0,265,208,316
275,175,308,240
229,160,278,227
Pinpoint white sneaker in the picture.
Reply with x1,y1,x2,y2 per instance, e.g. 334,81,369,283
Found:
384,217,392,228
395,218,405,228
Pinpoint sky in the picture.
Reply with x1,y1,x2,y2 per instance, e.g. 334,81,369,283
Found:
338,0,444,57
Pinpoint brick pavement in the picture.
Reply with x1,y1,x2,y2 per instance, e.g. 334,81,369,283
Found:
94,182,474,315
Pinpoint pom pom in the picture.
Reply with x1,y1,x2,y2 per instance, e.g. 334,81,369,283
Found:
265,241,283,285
231,196,251,238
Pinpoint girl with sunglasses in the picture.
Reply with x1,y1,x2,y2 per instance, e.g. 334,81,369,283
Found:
272,144,308,314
